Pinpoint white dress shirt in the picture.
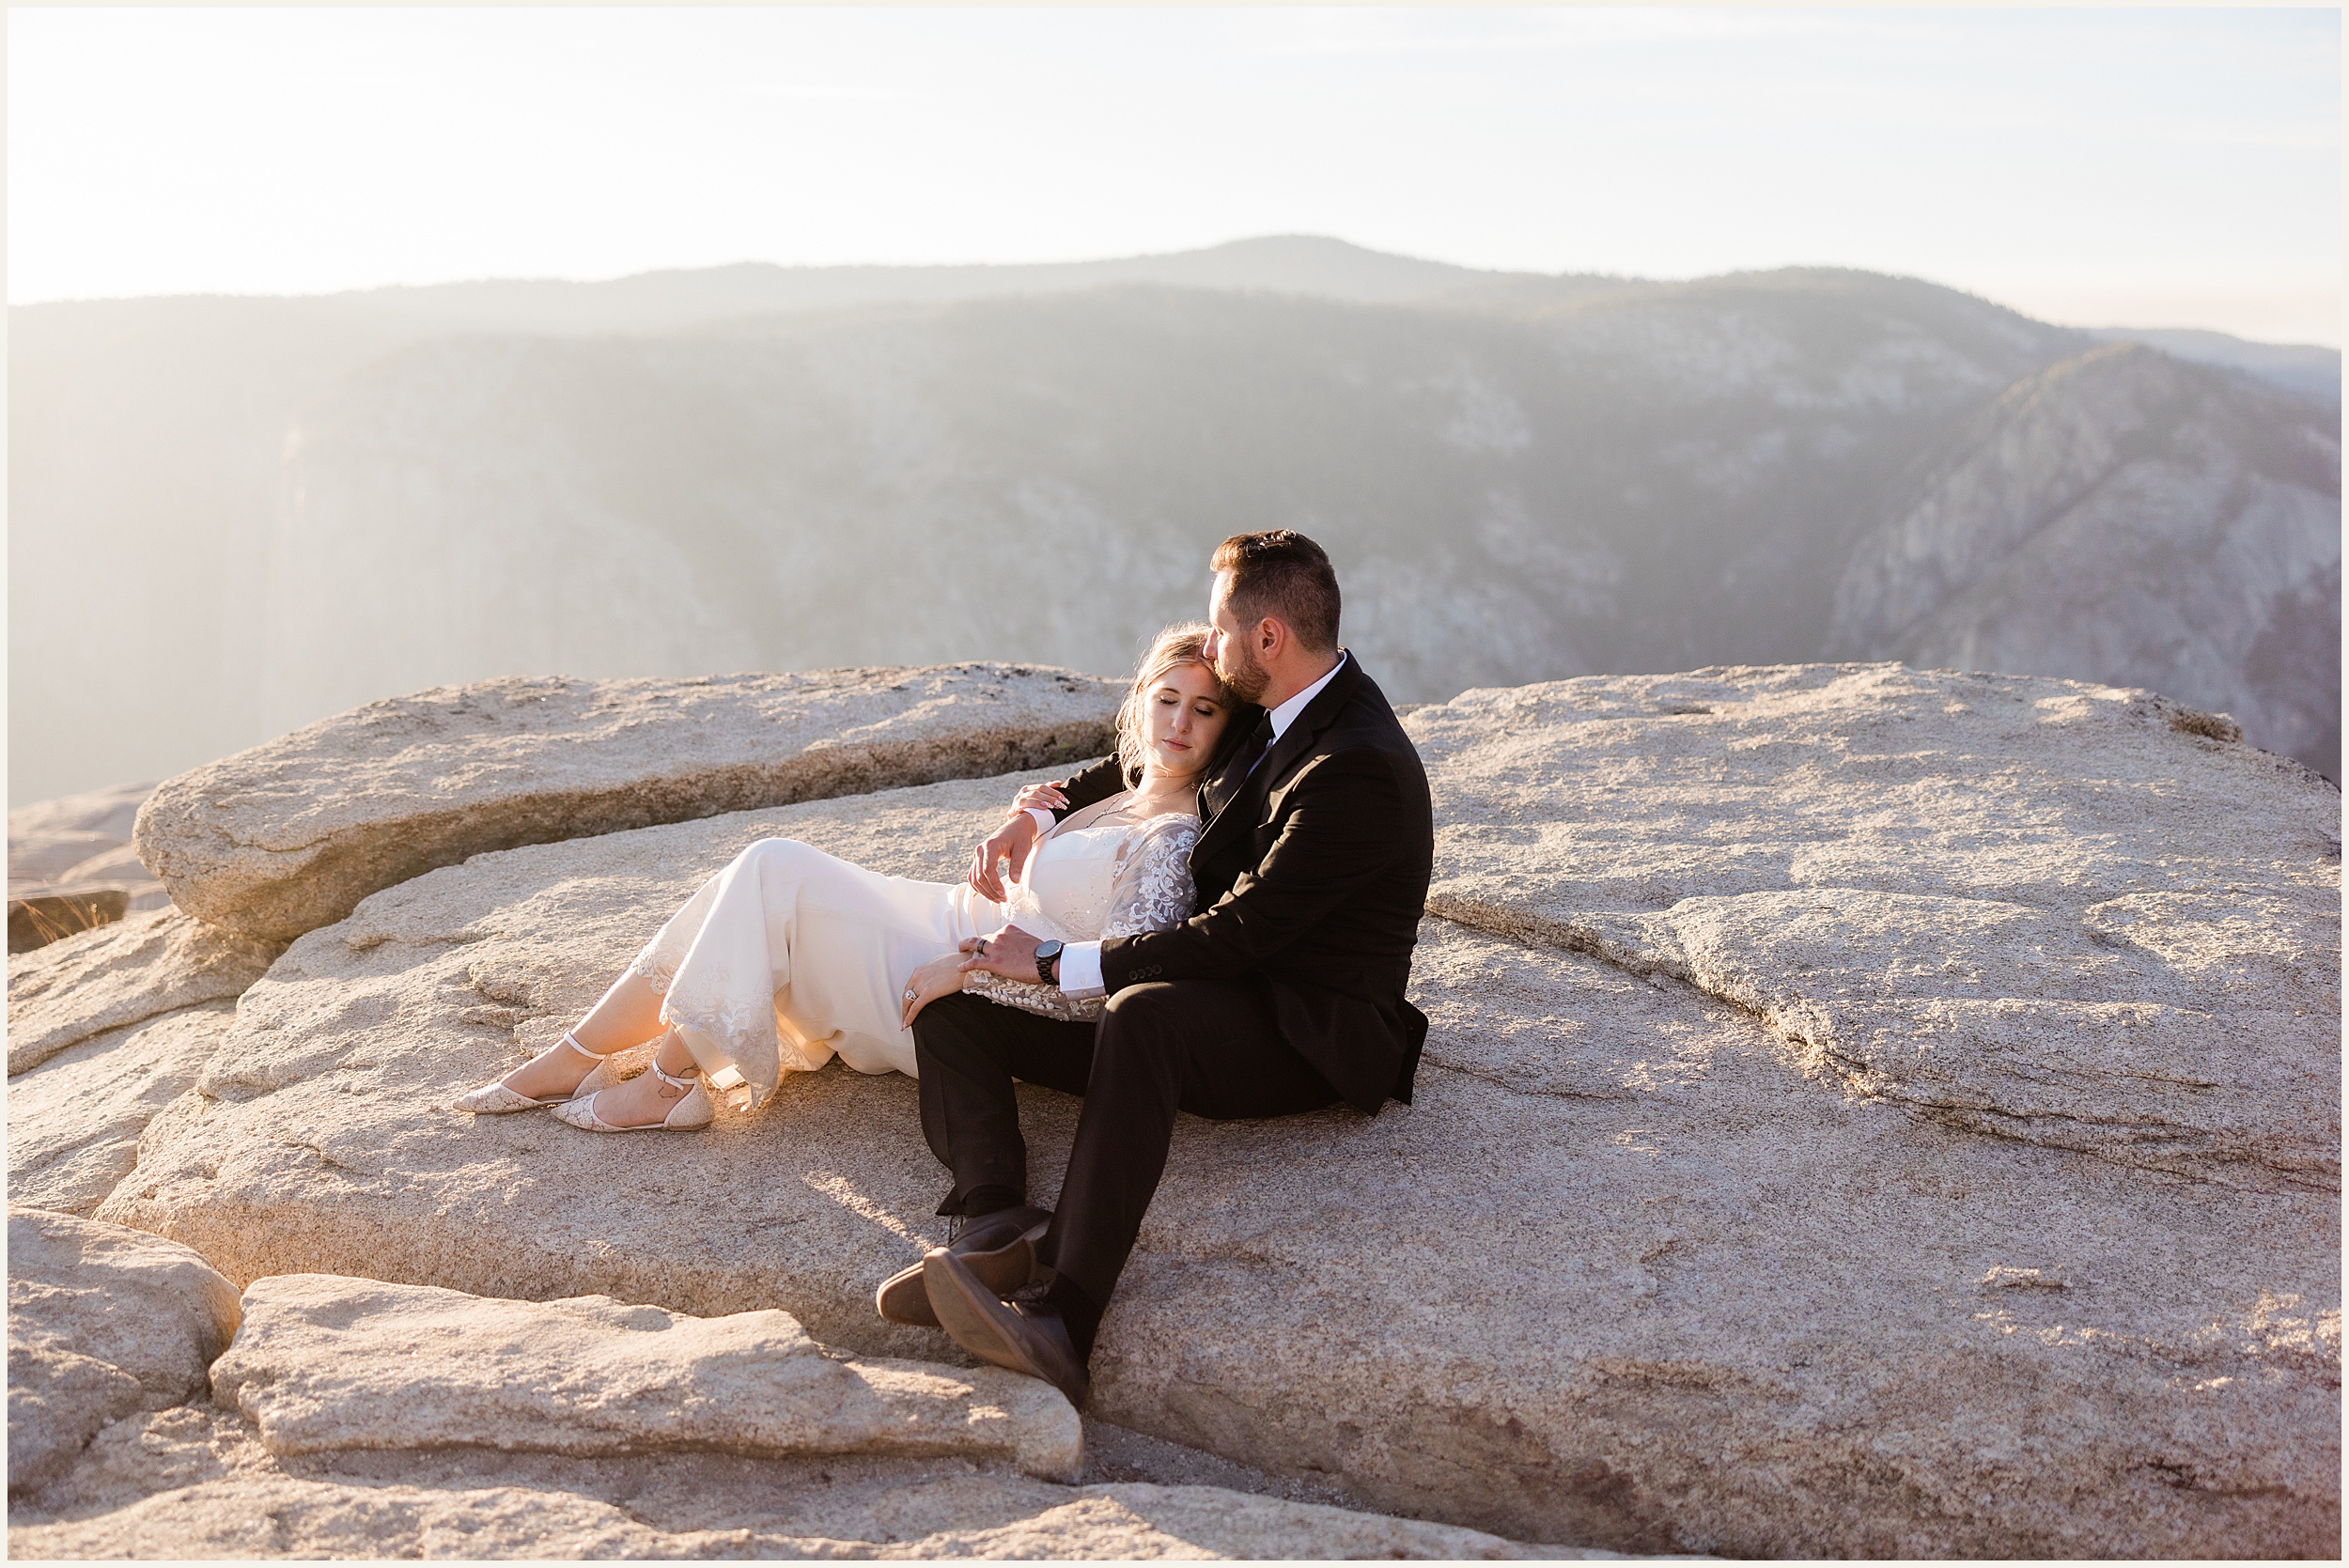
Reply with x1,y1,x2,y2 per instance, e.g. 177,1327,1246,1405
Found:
1050,653,1346,996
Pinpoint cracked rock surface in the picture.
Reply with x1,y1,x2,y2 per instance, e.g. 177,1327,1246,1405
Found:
8,1211,242,1498
7,909,281,1077
89,665,2341,1556
8,1004,239,1216
8,1265,1588,1559
132,663,1122,941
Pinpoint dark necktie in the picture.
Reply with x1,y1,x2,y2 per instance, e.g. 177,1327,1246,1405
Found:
1208,713,1276,818
1233,712,1276,782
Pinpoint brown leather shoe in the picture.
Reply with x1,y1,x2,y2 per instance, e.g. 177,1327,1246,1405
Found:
923,1249,1091,1410
874,1205,1050,1327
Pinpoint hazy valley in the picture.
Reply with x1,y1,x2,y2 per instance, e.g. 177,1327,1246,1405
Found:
10,237,2340,799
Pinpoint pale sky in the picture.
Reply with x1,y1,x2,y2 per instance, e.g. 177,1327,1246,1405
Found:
8,6,2341,344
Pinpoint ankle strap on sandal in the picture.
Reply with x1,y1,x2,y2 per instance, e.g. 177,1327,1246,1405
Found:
558,1032,600,1062
650,1060,700,1092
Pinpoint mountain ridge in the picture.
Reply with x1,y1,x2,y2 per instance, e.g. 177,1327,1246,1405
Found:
20,235,2331,393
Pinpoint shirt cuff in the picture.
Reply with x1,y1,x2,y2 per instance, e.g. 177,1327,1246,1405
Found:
1056,940,1104,996
1025,807,1054,835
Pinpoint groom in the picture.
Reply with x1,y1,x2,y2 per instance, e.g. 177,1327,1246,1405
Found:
890,530,1434,1405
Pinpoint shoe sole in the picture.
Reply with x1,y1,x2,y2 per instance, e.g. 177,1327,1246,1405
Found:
875,1220,1046,1327
453,1088,582,1113
923,1250,1089,1409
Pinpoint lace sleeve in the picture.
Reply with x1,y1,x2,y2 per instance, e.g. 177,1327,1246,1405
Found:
961,966,1102,1023
1101,815,1200,939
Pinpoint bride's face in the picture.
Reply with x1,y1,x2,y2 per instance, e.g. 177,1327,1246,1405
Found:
1141,661,1231,784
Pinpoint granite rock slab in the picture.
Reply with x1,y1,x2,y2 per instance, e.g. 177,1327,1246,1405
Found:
132,663,1120,941
1412,662,2339,1190
213,1273,1081,1481
98,668,2341,1553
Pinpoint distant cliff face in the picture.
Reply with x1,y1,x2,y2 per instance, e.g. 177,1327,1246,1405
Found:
9,245,2341,796
1831,343,2341,776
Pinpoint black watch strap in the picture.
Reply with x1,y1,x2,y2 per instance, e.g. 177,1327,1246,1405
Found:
1034,939,1064,986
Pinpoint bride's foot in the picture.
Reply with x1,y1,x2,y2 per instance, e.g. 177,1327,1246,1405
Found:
453,1032,603,1114
551,1059,713,1133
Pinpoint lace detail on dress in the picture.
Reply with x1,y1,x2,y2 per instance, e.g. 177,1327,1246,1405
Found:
1101,815,1200,941
628,940,679,996
961,814,1199,1023
668,989,832,1073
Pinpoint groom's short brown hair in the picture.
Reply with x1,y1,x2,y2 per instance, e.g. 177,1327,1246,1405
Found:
1211,531,1341,654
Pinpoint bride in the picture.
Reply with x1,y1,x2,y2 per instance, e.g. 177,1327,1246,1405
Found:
454,625,1237,1131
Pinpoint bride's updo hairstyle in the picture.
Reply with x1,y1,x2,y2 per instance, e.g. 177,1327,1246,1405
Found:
1115,623,1235,783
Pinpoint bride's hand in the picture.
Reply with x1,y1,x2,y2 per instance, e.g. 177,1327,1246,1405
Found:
970,811,1039,902
899,953,970,1030
1011,781,1069,815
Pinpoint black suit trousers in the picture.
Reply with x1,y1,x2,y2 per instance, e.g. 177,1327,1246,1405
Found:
913,984,1340,1312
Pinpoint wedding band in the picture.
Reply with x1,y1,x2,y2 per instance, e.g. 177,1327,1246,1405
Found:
974,939,988,956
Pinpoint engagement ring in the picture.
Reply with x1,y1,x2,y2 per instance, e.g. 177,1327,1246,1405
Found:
904,988,916,1002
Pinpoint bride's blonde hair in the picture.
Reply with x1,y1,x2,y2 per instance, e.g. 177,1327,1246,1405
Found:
1116,623,1235,783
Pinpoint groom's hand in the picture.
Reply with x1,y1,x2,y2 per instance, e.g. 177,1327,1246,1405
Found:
960,924,1042,982
969,813,1039,902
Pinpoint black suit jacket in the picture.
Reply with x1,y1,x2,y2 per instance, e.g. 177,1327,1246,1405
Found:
1049,654,1434,1113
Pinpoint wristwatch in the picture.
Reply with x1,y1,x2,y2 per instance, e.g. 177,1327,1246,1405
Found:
1034,939,1065,986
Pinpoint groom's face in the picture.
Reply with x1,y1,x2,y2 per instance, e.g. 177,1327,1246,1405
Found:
1206,571,1270,706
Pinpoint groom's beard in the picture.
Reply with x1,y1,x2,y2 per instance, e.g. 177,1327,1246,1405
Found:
1217,643,1270,706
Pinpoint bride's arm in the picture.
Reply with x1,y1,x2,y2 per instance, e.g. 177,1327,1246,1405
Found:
970,754,1130,901
943,819,1194,1023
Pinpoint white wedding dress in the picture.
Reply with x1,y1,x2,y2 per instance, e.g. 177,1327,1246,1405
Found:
627,792,1200,1106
